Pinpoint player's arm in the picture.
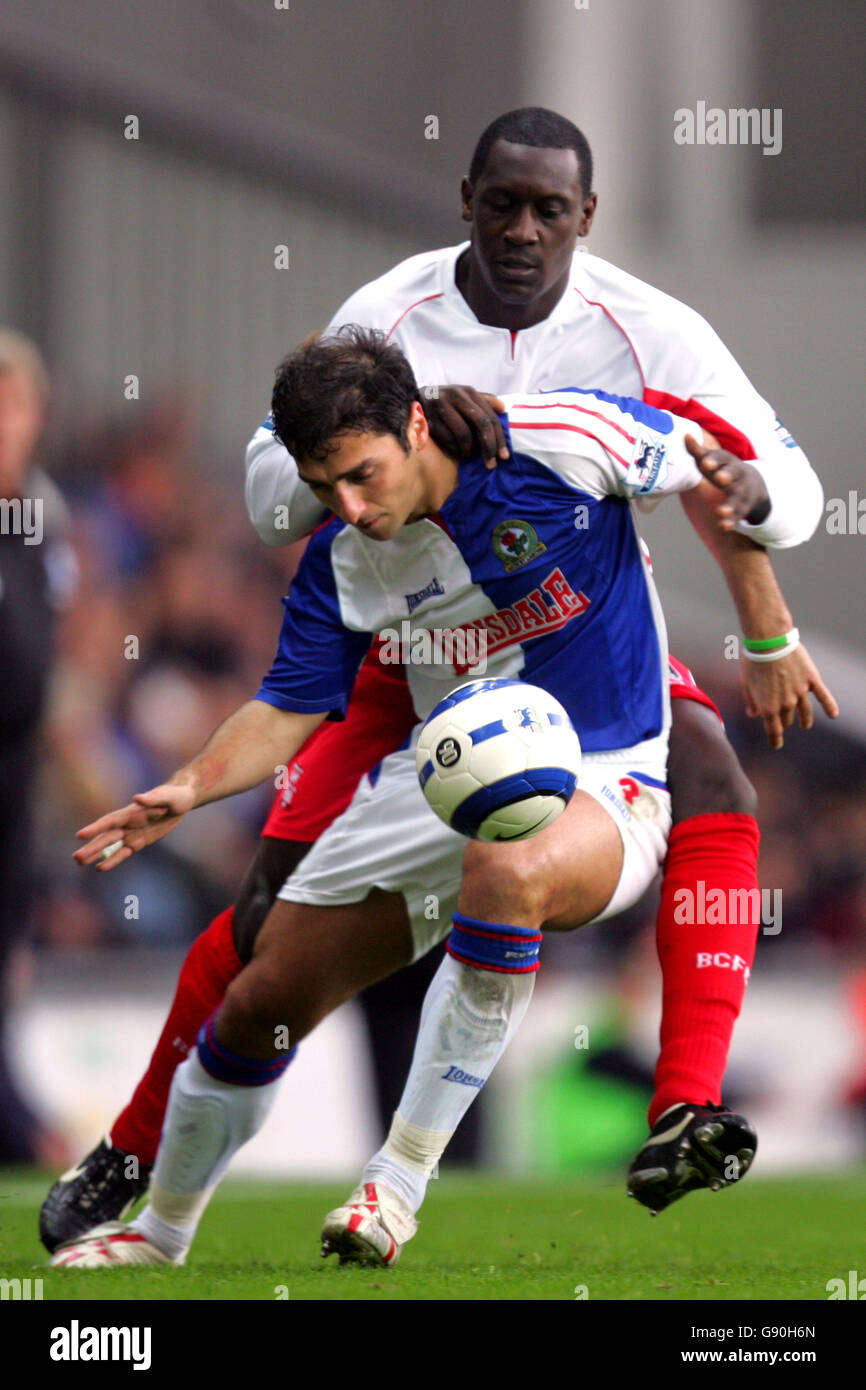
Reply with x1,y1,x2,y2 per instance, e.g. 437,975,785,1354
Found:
507,389,711,501
614,396,836,742
509,390,838,745
678,467,838,746
75,528,373,868
245,415,327,546
635,304,832,738
74,701,325,870
245,382,512,546
424,387,509,467
245,280,407,546
639,299,824,548
698,423,823,549
244,286,369,546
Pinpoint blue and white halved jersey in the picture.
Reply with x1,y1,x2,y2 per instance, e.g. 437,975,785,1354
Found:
255,390,702,756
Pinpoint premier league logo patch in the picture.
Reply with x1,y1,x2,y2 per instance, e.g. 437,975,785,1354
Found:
625,432,670,494
492,519,547,572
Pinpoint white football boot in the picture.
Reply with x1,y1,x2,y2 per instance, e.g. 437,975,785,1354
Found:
321,1181,417,1267
49,1221,182,1268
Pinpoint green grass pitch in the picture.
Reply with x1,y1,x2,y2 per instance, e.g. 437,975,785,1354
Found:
1,1170,862,1301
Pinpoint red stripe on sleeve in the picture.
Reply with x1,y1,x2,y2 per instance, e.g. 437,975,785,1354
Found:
509,399,638,445
643,389,756,459
508,417,630,470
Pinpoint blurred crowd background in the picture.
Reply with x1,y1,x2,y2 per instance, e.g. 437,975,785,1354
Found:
0,0,864,1173
35,400,302,950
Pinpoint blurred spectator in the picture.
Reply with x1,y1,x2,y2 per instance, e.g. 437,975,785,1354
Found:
0,327,76,1164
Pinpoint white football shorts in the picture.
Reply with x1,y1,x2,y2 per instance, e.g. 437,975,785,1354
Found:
278,732,671,960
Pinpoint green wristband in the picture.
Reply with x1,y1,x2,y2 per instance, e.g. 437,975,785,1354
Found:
742,633,791,653
742,627,800,663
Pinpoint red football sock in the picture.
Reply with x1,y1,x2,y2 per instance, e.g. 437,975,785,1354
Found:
650,813,761,1127
110,907,243,1163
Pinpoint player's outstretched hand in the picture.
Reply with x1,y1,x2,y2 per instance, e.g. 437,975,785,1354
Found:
425,386,509,467
74,782,197,871
685,434,770,530
740,643,840,750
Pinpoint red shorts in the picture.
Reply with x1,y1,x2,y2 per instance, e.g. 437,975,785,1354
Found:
262,647,722,845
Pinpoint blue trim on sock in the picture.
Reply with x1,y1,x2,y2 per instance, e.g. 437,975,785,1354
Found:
447,912,542,974
196,1014,297,1086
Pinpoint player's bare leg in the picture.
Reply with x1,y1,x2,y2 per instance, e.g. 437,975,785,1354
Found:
217,890,414,1057
627,698,759,1213
666,699,757,824
52,892,415,1267
42,658,417,1253
39,835,311,1253
324,792,625,1265
51,791,619,1269
231,837,313,961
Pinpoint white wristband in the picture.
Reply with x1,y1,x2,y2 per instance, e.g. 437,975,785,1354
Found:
742,627,800,663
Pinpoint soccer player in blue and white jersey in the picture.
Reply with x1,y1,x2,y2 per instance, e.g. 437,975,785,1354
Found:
57,327,764,1268
42,109,837,1255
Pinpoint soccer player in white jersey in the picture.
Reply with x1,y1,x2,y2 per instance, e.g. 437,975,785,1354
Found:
55,327,780,1269
41,109,836,1254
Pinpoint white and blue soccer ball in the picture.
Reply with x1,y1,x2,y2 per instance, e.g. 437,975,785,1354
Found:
416,678,581,841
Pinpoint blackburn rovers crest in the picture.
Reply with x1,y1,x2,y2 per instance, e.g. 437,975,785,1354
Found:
492,519,546,572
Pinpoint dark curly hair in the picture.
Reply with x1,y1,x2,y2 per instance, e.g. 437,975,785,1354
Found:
270,325,421,463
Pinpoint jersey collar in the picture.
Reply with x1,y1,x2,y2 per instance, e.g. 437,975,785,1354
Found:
440,242,590,336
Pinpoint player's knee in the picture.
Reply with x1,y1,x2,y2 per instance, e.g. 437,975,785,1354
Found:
220,969,297,1054
460,843,551,925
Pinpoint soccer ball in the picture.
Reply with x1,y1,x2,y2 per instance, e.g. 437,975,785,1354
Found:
416,678,581,841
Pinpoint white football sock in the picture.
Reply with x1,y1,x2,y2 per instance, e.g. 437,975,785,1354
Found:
363,953,535,1213
132,1051,281,1259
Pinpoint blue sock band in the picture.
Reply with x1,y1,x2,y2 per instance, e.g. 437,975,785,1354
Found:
196,1013,297,1086
447,912,542,974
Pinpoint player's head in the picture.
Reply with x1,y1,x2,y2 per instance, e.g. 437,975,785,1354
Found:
271,326,446,541
462,108,597,310
0,327,48,495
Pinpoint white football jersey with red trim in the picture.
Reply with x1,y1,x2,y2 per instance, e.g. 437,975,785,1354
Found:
245,243,821,550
